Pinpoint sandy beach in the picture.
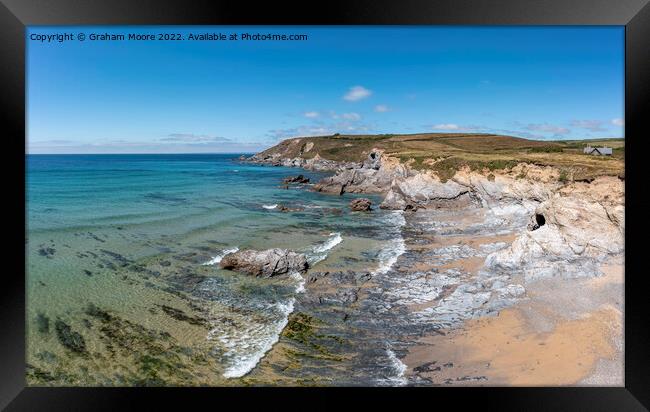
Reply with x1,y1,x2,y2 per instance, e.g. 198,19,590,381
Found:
404,262,623,386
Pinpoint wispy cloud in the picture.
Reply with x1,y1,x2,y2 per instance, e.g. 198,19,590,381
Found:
268,118,374,140
611,118,624,126
341,112,361,120
27,133,266,154
303,111,320,118
432,123,460,130
161,133,232,143
374,105,390,112
569,120,606,132
523,123,570,135
343,85,372,102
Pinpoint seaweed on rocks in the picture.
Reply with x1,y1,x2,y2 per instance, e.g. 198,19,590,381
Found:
281,313,346,362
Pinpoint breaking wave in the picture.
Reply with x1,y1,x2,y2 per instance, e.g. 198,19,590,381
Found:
307,232,343,265
202,247,239,265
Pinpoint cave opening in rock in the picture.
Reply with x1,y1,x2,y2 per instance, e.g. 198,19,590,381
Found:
535,213,545,227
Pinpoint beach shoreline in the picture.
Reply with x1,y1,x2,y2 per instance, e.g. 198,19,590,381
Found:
242,140,625,386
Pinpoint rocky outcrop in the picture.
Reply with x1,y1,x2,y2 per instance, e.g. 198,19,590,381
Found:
380,173,478,210
485,176,624,281
313,150,409,195
350,198,372,212
219,248,309,277
248,152,357,171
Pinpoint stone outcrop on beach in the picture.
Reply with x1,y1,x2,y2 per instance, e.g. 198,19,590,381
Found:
349,198,372,212
219,248,309,277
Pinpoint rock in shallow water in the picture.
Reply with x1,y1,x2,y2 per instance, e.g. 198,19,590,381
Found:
350,198,372,212
283,174,310,184
219,248,309,277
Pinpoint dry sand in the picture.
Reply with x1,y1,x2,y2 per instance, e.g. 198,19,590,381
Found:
404,262,624,386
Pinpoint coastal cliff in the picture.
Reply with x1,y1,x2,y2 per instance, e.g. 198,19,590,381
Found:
249,133,624,283
244,133,624,385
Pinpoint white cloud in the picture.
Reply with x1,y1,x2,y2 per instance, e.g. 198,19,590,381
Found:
612,118,624,126
374,105,390,112
343,85,372,101
341,112,361,121
304,111,320,118
432,123,460,130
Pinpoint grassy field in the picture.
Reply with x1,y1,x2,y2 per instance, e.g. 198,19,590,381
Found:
258,133,624,181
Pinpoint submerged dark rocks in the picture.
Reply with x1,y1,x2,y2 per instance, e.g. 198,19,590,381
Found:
54,320,87,354
36,313,50,334
159,305,208,327
99,249,132,267
38,245,56,258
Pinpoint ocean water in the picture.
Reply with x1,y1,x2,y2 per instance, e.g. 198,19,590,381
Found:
26,154,401,384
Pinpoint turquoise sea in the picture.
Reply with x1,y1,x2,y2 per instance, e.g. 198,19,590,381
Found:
26,154,402,385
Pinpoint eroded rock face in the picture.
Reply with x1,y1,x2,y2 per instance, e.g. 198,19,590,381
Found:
219,249,309,277
350,198,372,212
485,177,624,281
251,144,625,284
380,173,478,210
313,150,409,195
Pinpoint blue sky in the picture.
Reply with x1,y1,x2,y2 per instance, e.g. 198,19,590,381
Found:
27,26,624,154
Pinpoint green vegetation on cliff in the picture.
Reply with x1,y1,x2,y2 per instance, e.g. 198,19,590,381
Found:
257,133,624,181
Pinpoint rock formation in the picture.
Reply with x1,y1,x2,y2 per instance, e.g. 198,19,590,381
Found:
248,146,625,283
219,248,309,277
349,198,372,212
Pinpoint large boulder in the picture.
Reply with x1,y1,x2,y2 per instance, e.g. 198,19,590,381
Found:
350,198,372,211
219,248,309,277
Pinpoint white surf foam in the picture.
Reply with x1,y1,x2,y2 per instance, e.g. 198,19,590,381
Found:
202,247,239,265
289,271,306,293
372,211,406,276
307,232,343,265
381,346,408,386
262,204,278,210
217,298,295,379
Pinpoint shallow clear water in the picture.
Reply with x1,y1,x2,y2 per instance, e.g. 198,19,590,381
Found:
26,154,396,384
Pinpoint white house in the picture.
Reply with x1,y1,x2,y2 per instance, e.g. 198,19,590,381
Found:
583,146,613,156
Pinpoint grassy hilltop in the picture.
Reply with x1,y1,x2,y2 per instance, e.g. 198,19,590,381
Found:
258,133,624,181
